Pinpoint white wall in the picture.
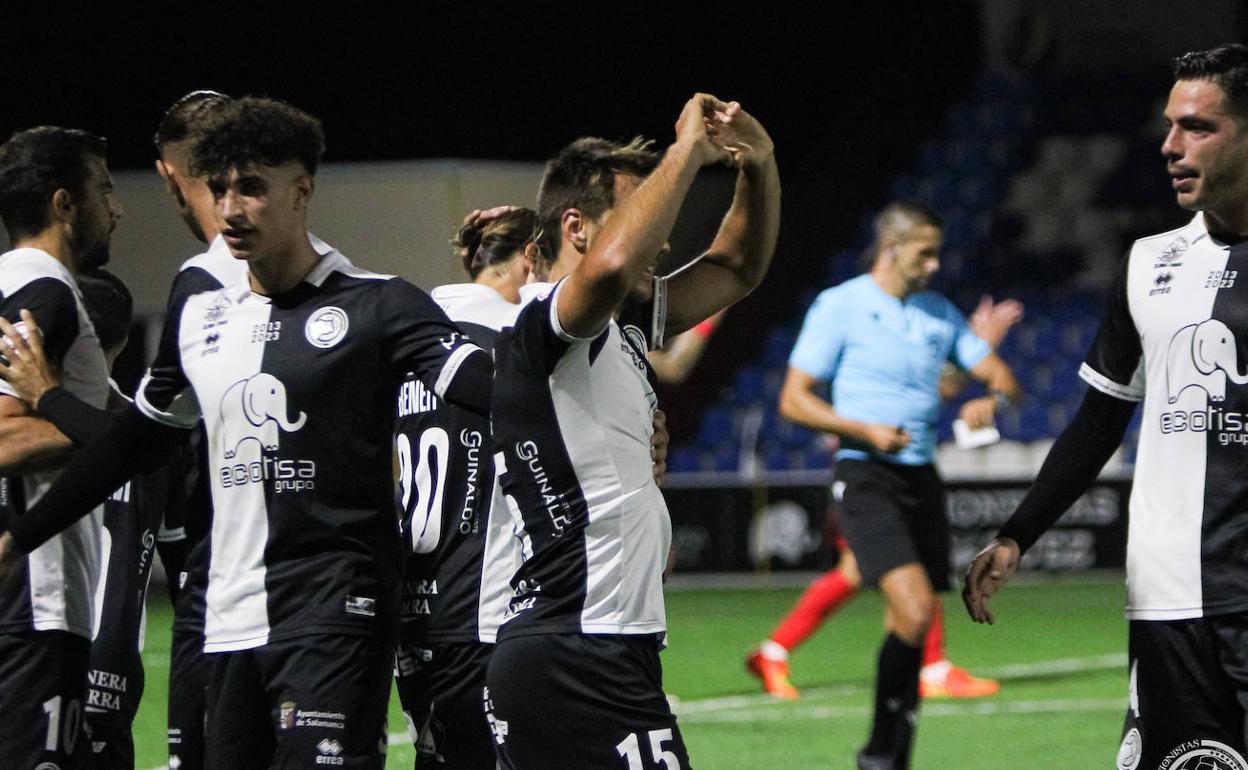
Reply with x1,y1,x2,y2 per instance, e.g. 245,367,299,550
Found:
104,159,544,314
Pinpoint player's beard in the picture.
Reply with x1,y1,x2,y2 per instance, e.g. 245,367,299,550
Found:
70,208,111,270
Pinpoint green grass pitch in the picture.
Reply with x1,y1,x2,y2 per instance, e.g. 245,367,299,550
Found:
133,573,1127,769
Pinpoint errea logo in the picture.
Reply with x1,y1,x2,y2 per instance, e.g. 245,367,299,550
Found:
306,306,349,349
316,737,345,765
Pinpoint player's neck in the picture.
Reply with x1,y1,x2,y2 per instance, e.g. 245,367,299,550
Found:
14,231,76,275
1203,208,1248,244
547,241,585,285
476,272,520,303
247,235,321,296
869,267,909,299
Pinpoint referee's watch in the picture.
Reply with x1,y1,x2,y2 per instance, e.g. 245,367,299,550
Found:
991,390,1012,412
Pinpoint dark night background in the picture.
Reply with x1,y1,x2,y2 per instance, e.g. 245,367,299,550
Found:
0,3,1003,436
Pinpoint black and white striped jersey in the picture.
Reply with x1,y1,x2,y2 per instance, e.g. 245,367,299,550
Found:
492,279,670,638
1082,213,1248,619
165,234,247,638
396,282,520,644
164,234,333,638
134,246,486,653
0,248,108,638
86,426,189,725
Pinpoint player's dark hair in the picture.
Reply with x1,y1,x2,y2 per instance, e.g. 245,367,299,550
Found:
537,137,660,262
189,96,325,178
865,199,944,270
1173,43,1248,119
0,126,107,241
153,90,232,153
453,208,543,280
78,268,133,353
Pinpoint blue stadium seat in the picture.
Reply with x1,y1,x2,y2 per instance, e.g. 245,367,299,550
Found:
695,407,736,445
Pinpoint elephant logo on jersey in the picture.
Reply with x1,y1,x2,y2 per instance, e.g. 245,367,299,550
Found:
220,373,307,458
1165,319,1248,404
305,306,349,349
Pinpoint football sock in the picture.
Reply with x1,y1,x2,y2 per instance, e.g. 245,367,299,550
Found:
922,599,945,667
769,569,858,651
864,633,922,761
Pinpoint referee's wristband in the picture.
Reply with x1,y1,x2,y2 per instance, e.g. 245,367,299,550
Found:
991,391,1012,412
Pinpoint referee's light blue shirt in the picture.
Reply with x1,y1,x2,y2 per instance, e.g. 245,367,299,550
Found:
788,274,991,466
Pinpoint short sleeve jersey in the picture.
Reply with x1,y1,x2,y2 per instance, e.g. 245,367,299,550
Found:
1080,212,1248,620
789,274,991,465
134,246,486,652
0,248,108,638
492,278,670,639
396,283,521,644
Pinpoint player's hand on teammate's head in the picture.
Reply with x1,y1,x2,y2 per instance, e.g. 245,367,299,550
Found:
863,423,910,454
651,409,669,487
970,296,1025,350
0,310,61,409
706,103,775,170
961,537,1021,625
675,93,734,167
462,205,520,228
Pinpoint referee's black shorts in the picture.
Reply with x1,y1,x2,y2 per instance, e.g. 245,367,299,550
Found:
1117,615,1248,770
486,632,692,769
834,458,950,591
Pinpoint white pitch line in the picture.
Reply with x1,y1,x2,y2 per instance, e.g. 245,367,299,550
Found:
672,653,1125,715
678,697,1125,724
142,653,1127,769
978,652,1126,679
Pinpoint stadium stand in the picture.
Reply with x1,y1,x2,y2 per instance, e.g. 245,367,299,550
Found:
670,68,1176,476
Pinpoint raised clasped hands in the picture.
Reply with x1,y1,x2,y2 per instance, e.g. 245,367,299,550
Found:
676,93,774,170
704,100,773,170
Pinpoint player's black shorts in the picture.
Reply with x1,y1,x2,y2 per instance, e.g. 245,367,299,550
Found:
168,629,208,770
84,658,145,770
204,632,394,770
1117,616,1248,770
0,630,91,769
834,458,950,591
86,723,134,770
486,633,692,770
394,636,495,769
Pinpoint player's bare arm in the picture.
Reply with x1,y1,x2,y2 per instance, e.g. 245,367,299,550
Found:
647,309,724,384
0,394,73,475
778,367,910,453
651,408,669,486
664,104,781,336
938,297,1024,399
959,353,1021,429
555,94,733,338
